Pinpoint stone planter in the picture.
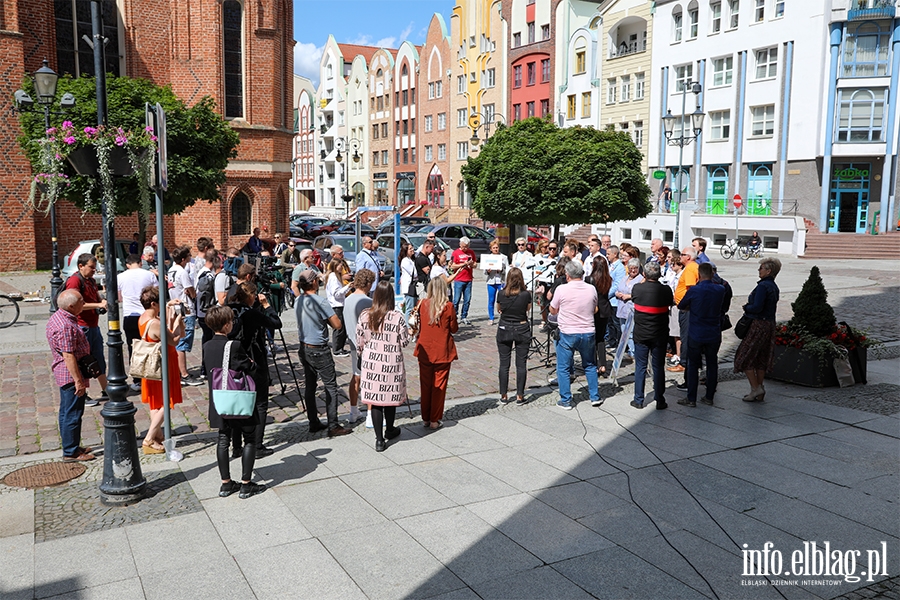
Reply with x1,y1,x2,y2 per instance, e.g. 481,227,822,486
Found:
768,345,868,387
67,146,140,177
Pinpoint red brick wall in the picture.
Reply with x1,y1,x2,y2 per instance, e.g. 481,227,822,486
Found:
0,0,292,272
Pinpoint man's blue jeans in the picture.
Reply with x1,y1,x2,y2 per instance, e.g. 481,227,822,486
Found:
486,283,503,321
453,280,473,319
58,383,85,457
556,332,599,405
687,338,721,402
633,338,667,406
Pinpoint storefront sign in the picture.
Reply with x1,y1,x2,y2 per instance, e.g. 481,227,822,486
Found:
712,181,726,196
652,170,667,180
373,172,388,179
833,167,869,180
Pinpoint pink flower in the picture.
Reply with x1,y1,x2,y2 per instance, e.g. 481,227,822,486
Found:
145,126,154,133
150,135,158,142
61,120,74,130
115,135,127,146
83,127,98,138
63,136,76,145
46,127,57,135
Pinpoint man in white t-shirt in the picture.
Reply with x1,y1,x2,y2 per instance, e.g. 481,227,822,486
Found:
195,250,222,379
582,237,608,279
118,253,158,391
167,246,203,386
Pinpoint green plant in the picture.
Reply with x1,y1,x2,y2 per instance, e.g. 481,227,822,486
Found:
788,266,836,338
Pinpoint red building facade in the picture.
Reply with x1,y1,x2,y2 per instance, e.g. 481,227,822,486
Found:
504,0,558,124
0,0,293,271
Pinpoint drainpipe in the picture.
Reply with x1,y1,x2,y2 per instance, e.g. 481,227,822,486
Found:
733,51,747,212
819,23,842,233
694,59,705,202
777,40,794,215
879,19,900,233
659,66,669,195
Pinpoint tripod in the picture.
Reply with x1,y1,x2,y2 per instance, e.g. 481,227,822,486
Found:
268,327,303,401
526,265,555,368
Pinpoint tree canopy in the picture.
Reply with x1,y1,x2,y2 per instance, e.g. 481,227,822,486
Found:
17,75,240,217
462,118,652,226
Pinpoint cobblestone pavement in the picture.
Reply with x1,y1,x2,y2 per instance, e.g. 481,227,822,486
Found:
2,257,898,458
832,575,900,600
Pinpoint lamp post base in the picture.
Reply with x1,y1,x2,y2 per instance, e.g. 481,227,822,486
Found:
98,399,146,506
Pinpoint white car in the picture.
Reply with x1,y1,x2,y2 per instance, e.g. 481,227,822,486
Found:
61,239,132,286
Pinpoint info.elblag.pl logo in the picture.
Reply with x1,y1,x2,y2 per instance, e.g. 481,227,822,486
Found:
742,542,890,585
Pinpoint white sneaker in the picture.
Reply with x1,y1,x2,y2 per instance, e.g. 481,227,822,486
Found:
130,383,142,392
347,408,361,423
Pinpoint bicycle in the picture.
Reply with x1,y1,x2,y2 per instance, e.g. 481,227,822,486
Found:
720,238,742,260
739,242,763,261
0,293,22,328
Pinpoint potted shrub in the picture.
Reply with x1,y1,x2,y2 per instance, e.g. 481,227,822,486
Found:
769,266,876,387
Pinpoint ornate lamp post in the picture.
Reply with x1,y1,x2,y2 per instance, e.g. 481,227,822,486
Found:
662,80,705,249
469,110,506,149
14,60,76,312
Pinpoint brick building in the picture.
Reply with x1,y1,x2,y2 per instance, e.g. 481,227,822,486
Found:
0,0,293,271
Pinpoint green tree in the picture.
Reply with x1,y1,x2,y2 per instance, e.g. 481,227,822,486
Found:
17,75,240,232
462,118,652,226
788,266,836,338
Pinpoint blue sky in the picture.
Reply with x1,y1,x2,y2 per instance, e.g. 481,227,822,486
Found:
294,0,453,86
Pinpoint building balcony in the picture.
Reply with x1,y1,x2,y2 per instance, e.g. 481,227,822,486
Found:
848,0,896,20
609,40,647,59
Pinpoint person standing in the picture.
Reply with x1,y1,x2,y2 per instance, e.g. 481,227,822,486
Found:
128,233,140,256
353,237,381,294
429,247,457,300
549,261,601,410
137,286,185,454
280,241,302,266
588,255,613,378
670,248,700,382
195,250,222,379
343,270,375,423
324,245,353,356
692,237,711,265
662,249,684,367
118,254,158,392
414,278,458,429
357,281,412,451
451,236,477,325
295,270,351,437
484,239,508,326
399,241,418,322
614,258,645,360
495,268,531,405
511,237,533,280
659,186,673,213
414,239,435,297
734,258,782,402
63,253,109,405
606,246,626,351
203,305,266,499
582,237,606,279
168,246,203,387
630,262,674,410
46,290,95,461
677,262,725,407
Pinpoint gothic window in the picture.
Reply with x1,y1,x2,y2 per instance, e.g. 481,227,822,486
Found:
223,0,244,119
55,0,123,77
231,192,251,235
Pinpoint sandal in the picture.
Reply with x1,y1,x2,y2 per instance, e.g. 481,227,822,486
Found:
142,440,165,454
429,421,443,430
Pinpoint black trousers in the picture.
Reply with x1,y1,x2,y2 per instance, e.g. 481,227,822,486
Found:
370,405,396,441
198,317,214,377
332,306,347,352
497,335,529,398
217,423,256,482
254,372,270,448
123,315,141,384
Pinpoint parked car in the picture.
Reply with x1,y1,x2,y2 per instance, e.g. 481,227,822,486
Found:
306,219,348,238
416,223,495,255
312,234,391,277
333,222,377,235
290,216,329,238
375,233,450,270
377,216,433,236
62,239,132,286
485,226,547,253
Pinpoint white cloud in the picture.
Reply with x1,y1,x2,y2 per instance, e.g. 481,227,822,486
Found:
294,41,324,86
375,36,397,47
399,21,414,42
347,34,373,45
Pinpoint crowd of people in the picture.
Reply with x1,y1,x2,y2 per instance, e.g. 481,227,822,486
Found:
46,227,783,492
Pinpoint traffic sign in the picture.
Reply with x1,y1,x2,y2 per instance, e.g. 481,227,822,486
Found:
733,194,743,208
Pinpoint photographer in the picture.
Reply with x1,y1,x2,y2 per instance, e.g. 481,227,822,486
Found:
227,281,282,459
256,251,288,315
168,246,203,386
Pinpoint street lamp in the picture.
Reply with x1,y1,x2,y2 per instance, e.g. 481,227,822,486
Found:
662,80,704,249
469,110,506,149
14,59,76,312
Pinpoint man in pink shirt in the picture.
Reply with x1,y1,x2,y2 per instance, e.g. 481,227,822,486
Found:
549,260,601,409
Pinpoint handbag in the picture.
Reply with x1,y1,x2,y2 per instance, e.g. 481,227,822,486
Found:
78,354,102,379
211,341,257,419
720,314,733,332
129,325,162,380
734,315,753,339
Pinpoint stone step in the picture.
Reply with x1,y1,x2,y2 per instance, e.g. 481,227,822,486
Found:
802,232,900,258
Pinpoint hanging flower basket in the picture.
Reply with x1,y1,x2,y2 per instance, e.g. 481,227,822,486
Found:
67,145,146,177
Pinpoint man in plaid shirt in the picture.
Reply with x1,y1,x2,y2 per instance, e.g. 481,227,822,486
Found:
46,289,96,462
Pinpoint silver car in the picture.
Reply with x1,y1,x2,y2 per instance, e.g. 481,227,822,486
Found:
312,234,392,278
61,239,132,286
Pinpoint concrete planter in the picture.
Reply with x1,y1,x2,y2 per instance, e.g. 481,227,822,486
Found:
768,345,867,387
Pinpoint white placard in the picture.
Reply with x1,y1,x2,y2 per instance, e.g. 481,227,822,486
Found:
480,254,504,270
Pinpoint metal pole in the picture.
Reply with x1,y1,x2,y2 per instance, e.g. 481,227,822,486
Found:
154,187,172,444
45,106,62,312
393,210,401,296
674,83,687,250
96,0,145,505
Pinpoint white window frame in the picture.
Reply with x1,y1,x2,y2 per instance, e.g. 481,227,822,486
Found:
483,68,496,88
621,75,631,102
635,73,645,99
673,9,683,42
728,0,740,29
633,121,644,148
458,75,466,94
774,0,784,18
607,79,617,104
674,63,694,92
750,104,775,137
424,115,433,132
754,47,778,80
457,108,468,128
712,56,733,86
435,80,442,98
688,7,699,39
457,141,469,160
754,0,764,22
428,82,435,99
837,88,886,142
710,2,722,33
424,145,433,162
437,143,447,160
709,110,731,140
437,113,447,130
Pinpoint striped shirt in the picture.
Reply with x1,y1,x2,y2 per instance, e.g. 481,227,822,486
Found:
46,309,90,387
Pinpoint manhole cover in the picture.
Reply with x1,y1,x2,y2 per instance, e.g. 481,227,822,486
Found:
2,463,87,489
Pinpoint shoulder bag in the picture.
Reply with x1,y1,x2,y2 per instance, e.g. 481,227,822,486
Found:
734,314,753,339
211,341,257,419
129,320,162,380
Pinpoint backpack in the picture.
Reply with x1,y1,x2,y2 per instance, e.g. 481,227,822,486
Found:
196,270,217,312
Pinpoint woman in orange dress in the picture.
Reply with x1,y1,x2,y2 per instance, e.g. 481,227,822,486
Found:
137,285,185,454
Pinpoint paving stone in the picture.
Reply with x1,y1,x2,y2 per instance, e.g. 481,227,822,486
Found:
0,533,34,600
33,528,136,599
470,565,596,599
340,465,456,520
462,446,578,492
275,477,387,536
202,490,312,555
403,457,518,505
